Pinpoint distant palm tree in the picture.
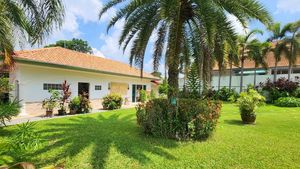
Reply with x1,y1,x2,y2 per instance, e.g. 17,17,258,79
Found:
285,20,300,80
238,30,263,92
226,44,239,90
267,23,291,81
100,0,271,99
0,0,65,67
247,40,271,86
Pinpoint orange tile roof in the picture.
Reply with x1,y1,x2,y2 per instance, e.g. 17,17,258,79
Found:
13,47,157,79
213,52,300,70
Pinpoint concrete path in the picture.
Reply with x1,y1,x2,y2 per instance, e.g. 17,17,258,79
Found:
2,106,135,126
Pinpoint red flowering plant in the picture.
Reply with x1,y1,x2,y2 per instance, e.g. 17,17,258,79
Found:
58,80,71,115
258,77,299,103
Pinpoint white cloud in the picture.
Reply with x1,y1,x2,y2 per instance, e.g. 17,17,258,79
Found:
276,0,300,13
92,47,105,58
47,0,116,42
99,19,132,63
227,14,248,35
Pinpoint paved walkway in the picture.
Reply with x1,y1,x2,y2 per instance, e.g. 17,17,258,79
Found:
3,105,135,126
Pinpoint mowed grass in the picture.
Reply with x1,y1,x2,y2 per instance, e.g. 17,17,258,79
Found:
1,103,300,169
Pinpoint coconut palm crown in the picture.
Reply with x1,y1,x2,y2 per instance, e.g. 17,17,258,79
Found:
100,0,272,98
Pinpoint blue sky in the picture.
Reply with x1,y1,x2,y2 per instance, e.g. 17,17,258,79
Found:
37,0,300,74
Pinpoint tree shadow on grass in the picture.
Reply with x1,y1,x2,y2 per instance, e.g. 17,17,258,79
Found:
223,119,244,126
26,112,178,168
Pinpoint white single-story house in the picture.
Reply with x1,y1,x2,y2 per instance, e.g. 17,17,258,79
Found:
2,47,159,117
210,51,300,92
178,51,300,92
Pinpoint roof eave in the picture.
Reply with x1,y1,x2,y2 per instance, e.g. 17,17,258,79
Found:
14,58,159,80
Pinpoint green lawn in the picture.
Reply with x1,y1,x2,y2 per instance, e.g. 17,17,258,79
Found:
1,103,300,169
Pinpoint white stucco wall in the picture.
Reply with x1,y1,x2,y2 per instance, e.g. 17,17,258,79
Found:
10,63,156,115
211,73,300,92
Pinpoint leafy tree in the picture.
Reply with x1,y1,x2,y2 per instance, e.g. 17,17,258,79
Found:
100,0,272,101
238,29,263,92
45,38,93,54
0,0,65,68
267,22,291,81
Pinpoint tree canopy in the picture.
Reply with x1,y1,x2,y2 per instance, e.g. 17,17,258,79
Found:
45,38,93,54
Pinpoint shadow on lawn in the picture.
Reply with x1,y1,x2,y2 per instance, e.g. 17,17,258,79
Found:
224,119,244,126
29,113,177,168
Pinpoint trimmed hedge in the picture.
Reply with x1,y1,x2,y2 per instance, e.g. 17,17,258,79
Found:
136,98,222,141
275,97,300,107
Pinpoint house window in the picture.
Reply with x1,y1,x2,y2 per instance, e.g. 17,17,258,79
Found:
95,85,102,90
43,83,62,90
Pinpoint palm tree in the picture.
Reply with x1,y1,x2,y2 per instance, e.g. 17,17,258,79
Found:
247,40,270,86
285,20,300,80
226,44,239,90
100,0,271,100
267,23,291,81
0,0,65,67
238,30,263,92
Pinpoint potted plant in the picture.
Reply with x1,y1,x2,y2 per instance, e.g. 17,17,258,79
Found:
42,90,60,117
237,89,265,124
69,96,81,114
79,92,92,113
58,80,71,116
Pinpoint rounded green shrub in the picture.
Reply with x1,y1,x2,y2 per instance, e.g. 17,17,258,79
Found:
136,98,222,141
275,97,300,107
102,94,123,110
237,89,265,124
213,87,239,101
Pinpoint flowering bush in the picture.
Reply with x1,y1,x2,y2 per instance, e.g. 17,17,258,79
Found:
136,98,222,141
258,78,299,103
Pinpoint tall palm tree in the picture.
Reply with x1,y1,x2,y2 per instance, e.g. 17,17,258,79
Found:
267,23,291,81
100,0,272,100
247,40,270,86
285,20,300,80
0,0,65,67
226,43,239,90
238,29,263,92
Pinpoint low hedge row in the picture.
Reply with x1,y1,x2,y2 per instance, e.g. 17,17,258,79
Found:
136,98,222,141
275,97,300,107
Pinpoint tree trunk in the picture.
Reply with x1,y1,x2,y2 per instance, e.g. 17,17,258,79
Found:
218,71,221,90
167,7,184,101
274,61,278,82
239,48,245,93
288,61,292,81
254,66,257,87
202,50,212,93
229,62,233,90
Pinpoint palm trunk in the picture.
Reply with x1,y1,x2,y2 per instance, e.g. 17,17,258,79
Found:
274,61,278,82
202,50,212,93
239,48,245,93
167,5,184,101
288,33,295,81
254,66,257,87
229,62,233,90
288,61,292,81
218,71,221,90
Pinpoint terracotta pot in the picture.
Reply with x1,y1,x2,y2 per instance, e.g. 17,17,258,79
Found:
46,110,53,117
58,109,67,116
69,109,78,115
241,113,256,124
